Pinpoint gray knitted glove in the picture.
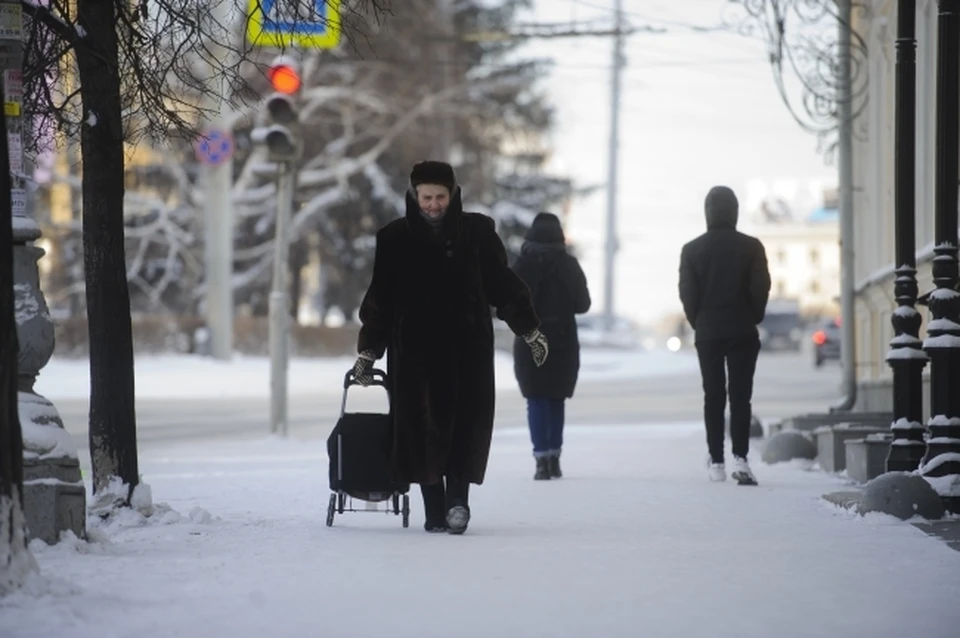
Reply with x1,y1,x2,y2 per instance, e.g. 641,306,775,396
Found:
524,329,549,367
353,350,377,386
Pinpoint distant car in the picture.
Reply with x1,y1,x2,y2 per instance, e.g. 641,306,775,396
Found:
813,317,842,367
759,301,803,351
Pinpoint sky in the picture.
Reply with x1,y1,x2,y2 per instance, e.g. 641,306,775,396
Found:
514,0,838,326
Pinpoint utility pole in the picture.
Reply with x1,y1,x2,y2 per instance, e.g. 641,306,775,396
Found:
603,0,625,332
832,0,857,412
201,0,238,360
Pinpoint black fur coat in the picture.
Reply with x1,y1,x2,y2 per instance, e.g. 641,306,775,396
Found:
357,187,539,485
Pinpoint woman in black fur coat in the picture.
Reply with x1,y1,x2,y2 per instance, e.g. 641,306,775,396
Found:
512,212,591,480
353,161,549,534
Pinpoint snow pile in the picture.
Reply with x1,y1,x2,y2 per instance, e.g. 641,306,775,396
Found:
18,392,77,460
86,477,217,538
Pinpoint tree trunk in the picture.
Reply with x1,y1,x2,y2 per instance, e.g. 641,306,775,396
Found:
0,83,33,593
75,0,139,495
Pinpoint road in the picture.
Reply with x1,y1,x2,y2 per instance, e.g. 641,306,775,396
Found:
51,346,842,458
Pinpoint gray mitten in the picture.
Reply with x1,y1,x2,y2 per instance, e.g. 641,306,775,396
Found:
353,350,377,386
524,329,549,367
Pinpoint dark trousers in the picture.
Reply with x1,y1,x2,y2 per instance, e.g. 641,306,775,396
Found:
527,398,565,457
695,335,761,464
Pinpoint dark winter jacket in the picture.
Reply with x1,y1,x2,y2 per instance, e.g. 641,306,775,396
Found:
357,187,540,486
512,213,591,399
678,186,771,342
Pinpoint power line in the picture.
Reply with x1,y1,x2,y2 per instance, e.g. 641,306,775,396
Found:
561,0,728,33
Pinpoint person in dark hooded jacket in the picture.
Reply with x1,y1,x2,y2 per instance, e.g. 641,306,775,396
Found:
679,186,770,485
512,212,591,480
353,160,549,534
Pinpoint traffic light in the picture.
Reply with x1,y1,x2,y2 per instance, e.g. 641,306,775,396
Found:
253,56,303,163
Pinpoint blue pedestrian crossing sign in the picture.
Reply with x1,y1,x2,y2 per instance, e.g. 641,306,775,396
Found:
247,0,341,49
194,129,234,166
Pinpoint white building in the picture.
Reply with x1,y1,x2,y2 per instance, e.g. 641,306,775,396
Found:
851,0,949,419
747,214,841,318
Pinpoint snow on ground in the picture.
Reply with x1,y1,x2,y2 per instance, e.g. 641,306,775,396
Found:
34,347,698,401
2,422,959,638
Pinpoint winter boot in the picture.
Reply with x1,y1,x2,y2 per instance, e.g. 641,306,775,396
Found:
445,476,471,535
420,482,447,533
534,457,551,480
548,454,562,479
706,455,726,482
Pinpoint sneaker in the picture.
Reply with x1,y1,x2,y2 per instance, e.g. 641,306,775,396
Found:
706,455,726,482
731,456,757,485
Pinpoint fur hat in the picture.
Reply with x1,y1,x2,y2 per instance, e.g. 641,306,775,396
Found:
410,160,457,193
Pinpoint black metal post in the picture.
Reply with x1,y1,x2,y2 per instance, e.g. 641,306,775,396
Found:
920,0,960,512
886,0,929,472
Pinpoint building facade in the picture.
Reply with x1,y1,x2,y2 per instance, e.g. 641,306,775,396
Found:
748,215,841,318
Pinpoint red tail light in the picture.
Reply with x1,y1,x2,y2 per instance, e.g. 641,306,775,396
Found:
813,330,827,345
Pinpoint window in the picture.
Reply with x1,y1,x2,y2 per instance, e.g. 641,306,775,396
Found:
810,248,820,266
776,280,786,297
777,249,786,264
810,280,821,294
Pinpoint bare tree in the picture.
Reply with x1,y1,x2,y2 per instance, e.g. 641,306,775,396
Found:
723,0,869,157
20,0,393,501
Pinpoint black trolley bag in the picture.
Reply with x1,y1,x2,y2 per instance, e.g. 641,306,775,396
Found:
325,367,410,527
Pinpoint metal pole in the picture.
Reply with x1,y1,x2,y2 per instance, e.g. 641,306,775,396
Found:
832,0,858,412
920,0,960,512
202,0,236,361
203,160,233,360
885,0,928,472
269,162,294,436
603,0,624,331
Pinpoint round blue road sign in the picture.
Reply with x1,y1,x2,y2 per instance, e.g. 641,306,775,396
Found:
195,129,234,166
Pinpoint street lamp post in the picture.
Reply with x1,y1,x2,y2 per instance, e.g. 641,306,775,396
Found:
920,0,960,512
885,0,929,472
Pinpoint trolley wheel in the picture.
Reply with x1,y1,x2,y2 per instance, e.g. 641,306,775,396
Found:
337,492,345,514
392,492,400,515
326,494,336,527
401,494,410,528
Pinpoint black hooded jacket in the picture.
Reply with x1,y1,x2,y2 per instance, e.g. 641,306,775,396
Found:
511,213,591,399
678,186,771,342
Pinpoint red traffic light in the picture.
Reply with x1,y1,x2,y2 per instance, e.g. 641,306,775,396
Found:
269,64,301,95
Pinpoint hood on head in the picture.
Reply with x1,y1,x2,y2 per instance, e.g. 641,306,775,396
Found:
524,212,565,245
704,186,739,229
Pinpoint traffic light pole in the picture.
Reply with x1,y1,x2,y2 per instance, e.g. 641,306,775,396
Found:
269,161,295,437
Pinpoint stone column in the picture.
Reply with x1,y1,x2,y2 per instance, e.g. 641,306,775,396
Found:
2,0,85,544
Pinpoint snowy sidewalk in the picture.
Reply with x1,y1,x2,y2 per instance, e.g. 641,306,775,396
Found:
3,422,960,638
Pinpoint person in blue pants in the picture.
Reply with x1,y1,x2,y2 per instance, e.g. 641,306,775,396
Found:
512,213,591,480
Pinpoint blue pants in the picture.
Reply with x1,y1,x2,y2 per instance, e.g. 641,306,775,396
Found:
527,398,565,458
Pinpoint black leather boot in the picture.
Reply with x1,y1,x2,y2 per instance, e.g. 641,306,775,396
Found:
548,455,562,479
420,482,447,533
534,457,551,480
